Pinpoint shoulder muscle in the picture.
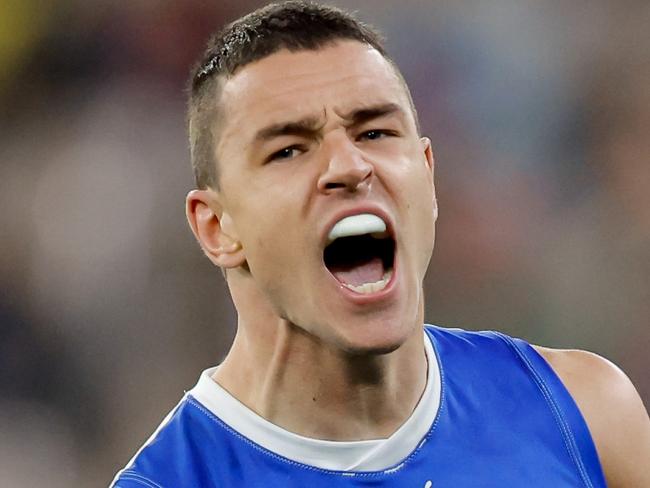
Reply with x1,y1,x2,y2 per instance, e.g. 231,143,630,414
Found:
534,346,650,488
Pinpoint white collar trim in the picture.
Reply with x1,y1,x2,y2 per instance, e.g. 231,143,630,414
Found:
188,331,441,472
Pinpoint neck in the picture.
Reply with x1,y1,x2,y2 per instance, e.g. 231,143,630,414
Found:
213,276,427,441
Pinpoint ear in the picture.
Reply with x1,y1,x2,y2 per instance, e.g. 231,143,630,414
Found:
185,189,246,269
420,137,438,220
420,136,435,172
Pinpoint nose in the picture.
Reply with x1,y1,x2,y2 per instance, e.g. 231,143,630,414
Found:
317,134,373,194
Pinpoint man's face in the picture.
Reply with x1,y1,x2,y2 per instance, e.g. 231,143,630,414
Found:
215,40,436,353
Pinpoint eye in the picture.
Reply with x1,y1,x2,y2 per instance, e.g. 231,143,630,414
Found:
268,145,303,162
358,129,392,141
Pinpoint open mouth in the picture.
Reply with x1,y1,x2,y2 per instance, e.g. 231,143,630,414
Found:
323,214,395,295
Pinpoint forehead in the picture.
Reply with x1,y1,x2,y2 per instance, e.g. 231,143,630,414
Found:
216,41,412,154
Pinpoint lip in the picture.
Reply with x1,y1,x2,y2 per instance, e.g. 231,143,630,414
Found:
320,204,399,305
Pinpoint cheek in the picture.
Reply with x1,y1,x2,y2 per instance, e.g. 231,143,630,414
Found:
401,165,436,258
237,205,305,278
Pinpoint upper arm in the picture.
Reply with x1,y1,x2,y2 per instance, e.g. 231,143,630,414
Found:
535,346,650,488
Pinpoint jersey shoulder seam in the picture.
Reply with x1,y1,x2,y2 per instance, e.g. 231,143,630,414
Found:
116,470,165,488
494,332,596,488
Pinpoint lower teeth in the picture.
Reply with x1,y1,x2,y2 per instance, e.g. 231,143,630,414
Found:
343,270,393,294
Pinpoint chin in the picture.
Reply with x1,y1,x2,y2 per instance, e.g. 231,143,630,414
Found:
327,315,416,357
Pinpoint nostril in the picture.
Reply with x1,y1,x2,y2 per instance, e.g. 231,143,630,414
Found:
324,182,347,190
317,157,373,193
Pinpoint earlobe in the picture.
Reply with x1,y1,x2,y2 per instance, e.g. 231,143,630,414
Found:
185,190,246,269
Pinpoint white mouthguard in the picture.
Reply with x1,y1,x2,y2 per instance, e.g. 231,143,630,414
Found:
327,214,387,243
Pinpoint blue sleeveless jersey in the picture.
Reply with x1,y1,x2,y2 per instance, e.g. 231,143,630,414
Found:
112,326,606,487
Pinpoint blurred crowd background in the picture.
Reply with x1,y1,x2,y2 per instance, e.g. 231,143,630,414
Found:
1,0,648,485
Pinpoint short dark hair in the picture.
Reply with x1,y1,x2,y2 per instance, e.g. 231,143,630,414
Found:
188,1,407,190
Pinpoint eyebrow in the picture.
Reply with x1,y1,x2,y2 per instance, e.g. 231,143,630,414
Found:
253,102,405,143
254,116,325,142
339,102,404,127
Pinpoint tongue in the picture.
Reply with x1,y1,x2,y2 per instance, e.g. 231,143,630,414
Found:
329,257,385,286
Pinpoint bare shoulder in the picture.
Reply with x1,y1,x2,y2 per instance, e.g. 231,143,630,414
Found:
533,346,650,488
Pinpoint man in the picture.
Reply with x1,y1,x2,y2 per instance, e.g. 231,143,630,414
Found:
111,2,650,486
